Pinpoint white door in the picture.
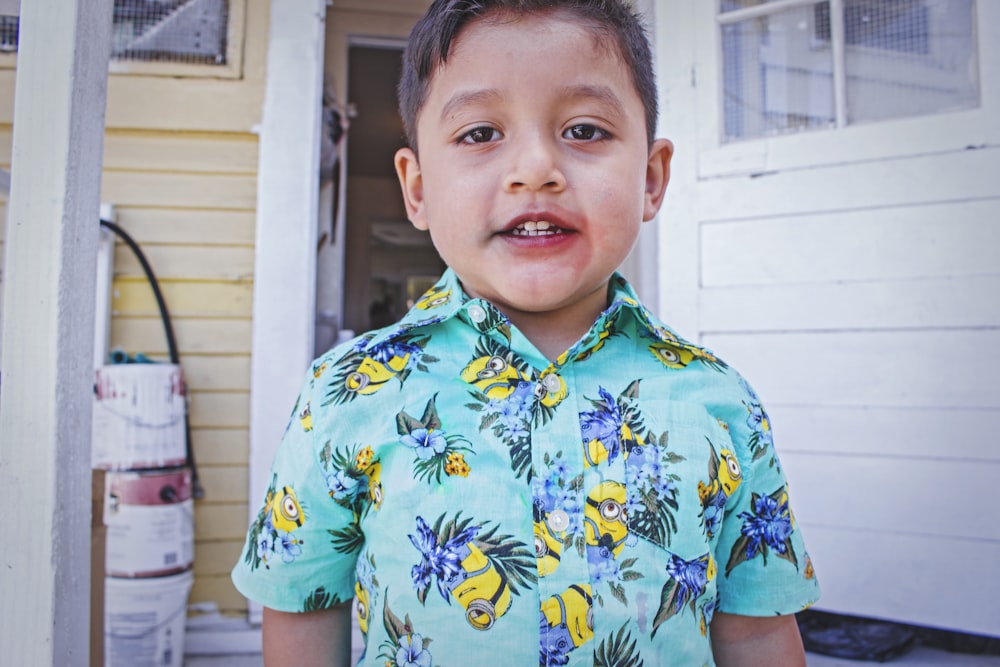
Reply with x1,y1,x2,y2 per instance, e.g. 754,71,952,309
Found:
652,0,1000,636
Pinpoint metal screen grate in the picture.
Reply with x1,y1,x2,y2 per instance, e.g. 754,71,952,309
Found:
0,0,229,65
840,0,978,125
112,0,229,65
720,0,979,142
722,4,837,142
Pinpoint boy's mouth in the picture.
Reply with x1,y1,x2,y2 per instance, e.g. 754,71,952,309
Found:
509,220,565,237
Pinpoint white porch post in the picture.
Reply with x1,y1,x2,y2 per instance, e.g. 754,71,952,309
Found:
0,0,113,664
248,0,327,622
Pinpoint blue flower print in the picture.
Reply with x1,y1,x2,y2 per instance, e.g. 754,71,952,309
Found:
396,633,432,667
409,515,480,604
739,494,793,557
651,552,716,638
488,381,534,439
326,469,360,502
369,338,421,368
588,550,624,587
401,428,448,460
579,387,626,466
725,486,800,575
278,530,303,563
256,531,274,562
664,553,712,614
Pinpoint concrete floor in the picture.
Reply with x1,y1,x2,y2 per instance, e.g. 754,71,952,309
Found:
181,612,1000,667
184,646,1000,666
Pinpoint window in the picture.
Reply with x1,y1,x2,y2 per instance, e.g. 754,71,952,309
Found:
719,0,979,142
112,0,230,65
1,0,240,73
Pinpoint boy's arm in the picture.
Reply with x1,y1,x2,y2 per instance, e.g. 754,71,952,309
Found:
710,612,806,667
262,603,353,667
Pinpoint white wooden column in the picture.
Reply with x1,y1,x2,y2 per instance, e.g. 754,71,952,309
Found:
247,0,327,621
0,0,113,664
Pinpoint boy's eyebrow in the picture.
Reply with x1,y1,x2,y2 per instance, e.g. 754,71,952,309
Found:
440,89,504,121
438,85,626,121
558,84,626,116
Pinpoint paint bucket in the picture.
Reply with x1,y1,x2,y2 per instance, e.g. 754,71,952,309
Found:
104,569,193,667
105,467,194,578
93,363,187,470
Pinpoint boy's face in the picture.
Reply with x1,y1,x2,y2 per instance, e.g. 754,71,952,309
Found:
395,11,672,328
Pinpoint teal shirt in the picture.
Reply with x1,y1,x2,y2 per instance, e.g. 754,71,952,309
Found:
232,269,820,666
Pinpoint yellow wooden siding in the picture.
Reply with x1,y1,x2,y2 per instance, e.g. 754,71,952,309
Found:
101,0,266,614
0,3,271,619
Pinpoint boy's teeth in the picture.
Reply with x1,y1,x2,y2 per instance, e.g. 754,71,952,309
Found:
512,220,561,237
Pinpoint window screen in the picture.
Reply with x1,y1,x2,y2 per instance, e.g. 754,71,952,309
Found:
720,0,979,142
1,0,230,65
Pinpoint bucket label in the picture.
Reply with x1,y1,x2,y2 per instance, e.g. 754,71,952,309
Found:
105,572,193,667
93,364,186,470
105,468,194,578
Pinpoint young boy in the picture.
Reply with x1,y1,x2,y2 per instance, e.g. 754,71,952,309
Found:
232,1,820,665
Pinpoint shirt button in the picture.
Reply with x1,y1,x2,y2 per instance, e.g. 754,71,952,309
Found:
468,304,487,324
548,509,570,532
543,373,562,393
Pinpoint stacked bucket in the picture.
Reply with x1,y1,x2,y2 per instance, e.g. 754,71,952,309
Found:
92,361,194,667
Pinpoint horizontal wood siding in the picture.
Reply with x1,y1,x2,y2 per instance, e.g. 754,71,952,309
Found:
696,146,1000,636
0,1,271,618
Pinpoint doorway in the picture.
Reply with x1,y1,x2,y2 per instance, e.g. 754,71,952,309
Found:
336,43,444,341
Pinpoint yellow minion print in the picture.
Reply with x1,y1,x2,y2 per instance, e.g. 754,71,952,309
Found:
325,332,433,405
699,445,741,539
534,517,565,577
698,449,742,502
540,585,594,661
298,402,313,432
415,285,451,310
584,481,629,559
649,341,697,369
461,352,528,399
268,485,305,533
451,542,513,630
354,579,371,635
410,513,536,631
364,460,384,510
346,355,408,395
242,475,308,571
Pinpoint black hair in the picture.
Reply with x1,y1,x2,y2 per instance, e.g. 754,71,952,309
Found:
397,0,658,150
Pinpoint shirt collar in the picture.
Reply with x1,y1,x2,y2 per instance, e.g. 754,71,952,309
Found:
366,268,683,349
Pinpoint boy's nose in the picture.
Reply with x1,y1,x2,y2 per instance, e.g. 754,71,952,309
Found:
504,136,566,193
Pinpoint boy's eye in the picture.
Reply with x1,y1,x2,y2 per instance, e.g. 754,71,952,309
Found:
564,124,607,141
460,127,500,144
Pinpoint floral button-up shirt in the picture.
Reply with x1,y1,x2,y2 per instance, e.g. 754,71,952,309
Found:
232,269,820,666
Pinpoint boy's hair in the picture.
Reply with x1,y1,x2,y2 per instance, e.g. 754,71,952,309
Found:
398,0,658,150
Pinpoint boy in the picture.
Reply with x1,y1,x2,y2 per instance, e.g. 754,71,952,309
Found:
232,0,820,664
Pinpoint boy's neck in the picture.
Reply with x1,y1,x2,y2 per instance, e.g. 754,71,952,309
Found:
488,284,610,362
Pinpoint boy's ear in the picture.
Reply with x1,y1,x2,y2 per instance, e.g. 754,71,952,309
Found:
642,138,674,222
394,147,428,230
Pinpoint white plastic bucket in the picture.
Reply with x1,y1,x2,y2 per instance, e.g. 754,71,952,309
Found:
93,363,187,470
104,570,193,667
105,467,194,578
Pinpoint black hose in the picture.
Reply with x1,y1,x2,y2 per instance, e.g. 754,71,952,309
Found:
99,219,204,499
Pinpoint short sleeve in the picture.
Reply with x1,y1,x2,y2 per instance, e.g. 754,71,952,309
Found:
711,375,820,616
230,367,360,612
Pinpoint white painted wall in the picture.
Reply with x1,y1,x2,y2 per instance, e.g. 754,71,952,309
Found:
653,0,1000,637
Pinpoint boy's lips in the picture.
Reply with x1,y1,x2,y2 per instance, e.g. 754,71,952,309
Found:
500,212,575,238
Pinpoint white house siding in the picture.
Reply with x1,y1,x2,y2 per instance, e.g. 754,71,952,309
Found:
0,0,270,616
654,0,1000,637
